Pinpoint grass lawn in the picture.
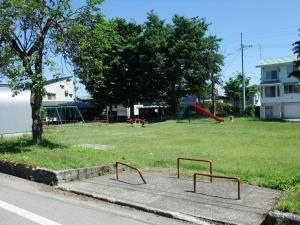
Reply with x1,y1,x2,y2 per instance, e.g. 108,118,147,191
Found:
0,118,299,214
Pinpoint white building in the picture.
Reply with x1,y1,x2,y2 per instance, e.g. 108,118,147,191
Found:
0,84,32,136
44,76,75,102
257,56,300,119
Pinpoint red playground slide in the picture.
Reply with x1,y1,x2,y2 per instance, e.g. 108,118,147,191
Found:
191,103,224,123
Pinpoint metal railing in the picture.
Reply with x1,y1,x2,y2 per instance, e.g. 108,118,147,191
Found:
177,157,213,182
115,162,147,184
193,172,241,200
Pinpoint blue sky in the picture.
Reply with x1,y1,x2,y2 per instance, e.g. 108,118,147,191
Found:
99,0,299,81
2,0,300,97
73,0,300,96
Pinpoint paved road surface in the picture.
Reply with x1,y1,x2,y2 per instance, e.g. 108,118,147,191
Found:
0,173,193,225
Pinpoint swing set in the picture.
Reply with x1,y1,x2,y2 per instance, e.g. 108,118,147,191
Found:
43,105,85,125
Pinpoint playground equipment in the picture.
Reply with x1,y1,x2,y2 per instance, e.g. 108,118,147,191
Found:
177,95,224,123
177,157,213,182
193,172,241,200
116,158,241,200
177,102,224,123
115,162,147,184
43,105,85,125
127,118,147,127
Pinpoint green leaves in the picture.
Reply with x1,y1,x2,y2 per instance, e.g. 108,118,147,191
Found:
290,34,300,79
64,11,224,114
224,73,257,112
0,0,103,142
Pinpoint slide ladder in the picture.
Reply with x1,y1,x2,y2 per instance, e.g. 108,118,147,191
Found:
191,103,224,123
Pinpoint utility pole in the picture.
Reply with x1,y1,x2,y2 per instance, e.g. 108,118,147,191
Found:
241,32,246,113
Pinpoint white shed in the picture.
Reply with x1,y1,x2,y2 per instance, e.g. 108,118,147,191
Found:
0,84,32,136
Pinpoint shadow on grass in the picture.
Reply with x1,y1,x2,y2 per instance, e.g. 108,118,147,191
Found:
0,137,66,154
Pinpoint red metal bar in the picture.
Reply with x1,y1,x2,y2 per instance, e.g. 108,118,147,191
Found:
193,172,241,200
177,157,213,182
115,162,147,184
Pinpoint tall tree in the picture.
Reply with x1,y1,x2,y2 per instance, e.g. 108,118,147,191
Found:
62,12,119,114
203,36,223,115
165,15,223,113
0,0,101,143
289,31,300,79
138,11,169,104
111,19,143,117
224,73,257,112
64,17,144,118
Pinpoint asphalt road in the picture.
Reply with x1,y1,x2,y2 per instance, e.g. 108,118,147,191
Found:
0,173,193,225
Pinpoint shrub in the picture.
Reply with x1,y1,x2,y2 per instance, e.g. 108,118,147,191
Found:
245,104,256,117
223,103,234,114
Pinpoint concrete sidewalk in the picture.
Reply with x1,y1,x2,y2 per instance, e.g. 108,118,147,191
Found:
58,170,280,225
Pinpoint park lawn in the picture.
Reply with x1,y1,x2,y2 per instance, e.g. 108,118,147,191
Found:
0,118,299,214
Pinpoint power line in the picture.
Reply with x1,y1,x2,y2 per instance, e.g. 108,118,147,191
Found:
222,50,240,73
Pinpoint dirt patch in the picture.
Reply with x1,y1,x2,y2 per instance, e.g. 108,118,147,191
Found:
75,144,115,150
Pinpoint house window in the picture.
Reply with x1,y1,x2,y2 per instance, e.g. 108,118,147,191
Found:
284,84,300,94
287,65,299,74
265,70,278,80
277,86,280,97
47,93,56,100
260,87,264,98
264,86,276,97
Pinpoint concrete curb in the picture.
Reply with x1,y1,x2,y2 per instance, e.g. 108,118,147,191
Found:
0,159,114,185
57,186,234,225
56,165,114,183
265,210,300,225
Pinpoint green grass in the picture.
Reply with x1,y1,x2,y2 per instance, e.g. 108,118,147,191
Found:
0,118,299,214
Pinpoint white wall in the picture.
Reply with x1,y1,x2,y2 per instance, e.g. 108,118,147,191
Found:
0,86,32,135
261,64,299,83
260,63,300,104
43,78,75,102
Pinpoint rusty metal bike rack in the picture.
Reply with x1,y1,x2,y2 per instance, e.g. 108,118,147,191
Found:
115,162,147,184
193,172,241,200
177,157,213,182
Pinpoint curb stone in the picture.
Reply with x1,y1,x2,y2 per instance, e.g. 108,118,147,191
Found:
0,159,114,185
266,210,300,225
57,186,234,225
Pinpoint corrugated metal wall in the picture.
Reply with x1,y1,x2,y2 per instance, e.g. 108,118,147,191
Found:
0,86,32,135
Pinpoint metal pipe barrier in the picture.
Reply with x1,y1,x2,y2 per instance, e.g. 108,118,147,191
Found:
177,157,213,182
193,172,241,200
115,162,147,184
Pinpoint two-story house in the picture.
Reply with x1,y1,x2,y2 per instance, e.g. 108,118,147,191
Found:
257,56,300,120
44,76,75,102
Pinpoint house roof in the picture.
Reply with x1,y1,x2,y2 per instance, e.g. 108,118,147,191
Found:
260,80,281,85
256,56,297,67
45,76,73,85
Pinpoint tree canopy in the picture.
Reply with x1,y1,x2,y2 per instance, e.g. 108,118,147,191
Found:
224,73,257,112
289,31,300,79
65,11,224,115
0,0,101,143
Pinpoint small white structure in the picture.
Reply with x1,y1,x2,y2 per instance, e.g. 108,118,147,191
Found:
44,76,75,102
257,56,300,119
0,84,32,135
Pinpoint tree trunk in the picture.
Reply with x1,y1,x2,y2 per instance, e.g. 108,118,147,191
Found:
129,98,135,118
31,49,44,144
172,83,178,114
108,104,113,122
211,78,216,115
31,88,43,144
